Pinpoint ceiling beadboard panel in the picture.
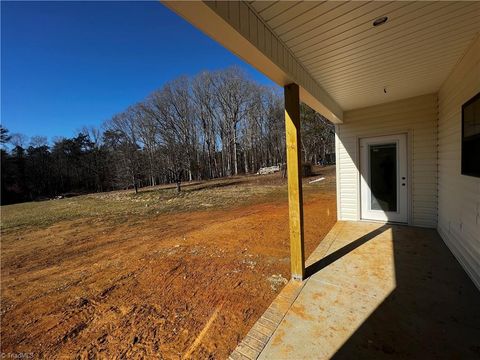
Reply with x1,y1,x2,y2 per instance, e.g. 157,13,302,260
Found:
249,1,480,110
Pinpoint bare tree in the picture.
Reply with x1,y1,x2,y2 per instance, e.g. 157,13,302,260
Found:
213,67,250,176
105,108,143,193
29,136,48,148
9,133,29,148
192,71,219,178
133,104,160,187
146,78,196,192
301,104,335,165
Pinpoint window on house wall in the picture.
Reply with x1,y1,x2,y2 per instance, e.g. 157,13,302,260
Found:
462,92,480,177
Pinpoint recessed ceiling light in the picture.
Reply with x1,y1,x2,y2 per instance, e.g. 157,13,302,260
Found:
373,16,388,27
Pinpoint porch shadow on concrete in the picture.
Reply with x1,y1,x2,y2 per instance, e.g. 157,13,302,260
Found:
330,223,480,359
304,225,389,279
232,221,480,360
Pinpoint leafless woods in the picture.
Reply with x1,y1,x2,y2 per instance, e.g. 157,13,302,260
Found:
1,67,334,203
104,67,334,192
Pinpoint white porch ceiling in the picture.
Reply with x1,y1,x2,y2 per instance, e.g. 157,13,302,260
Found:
249,1,480,110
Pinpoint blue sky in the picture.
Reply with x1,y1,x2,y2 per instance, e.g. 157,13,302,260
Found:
1,1,276,141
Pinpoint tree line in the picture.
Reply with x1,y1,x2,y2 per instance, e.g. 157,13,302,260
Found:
1,67,334,205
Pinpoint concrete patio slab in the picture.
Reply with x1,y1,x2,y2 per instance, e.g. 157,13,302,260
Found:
233,221,480,360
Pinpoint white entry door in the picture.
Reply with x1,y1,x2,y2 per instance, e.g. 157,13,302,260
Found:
360,134,408,223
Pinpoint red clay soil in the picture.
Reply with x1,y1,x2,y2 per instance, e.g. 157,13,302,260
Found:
1,175,336,359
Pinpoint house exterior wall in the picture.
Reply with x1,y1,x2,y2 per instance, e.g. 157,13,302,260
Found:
437,36,480,289
335,94,438,228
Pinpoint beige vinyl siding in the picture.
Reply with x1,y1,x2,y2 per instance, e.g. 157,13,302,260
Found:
437,36,480,289
336,94,438,228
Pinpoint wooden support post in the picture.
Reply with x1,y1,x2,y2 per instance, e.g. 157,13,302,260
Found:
284,83,305,281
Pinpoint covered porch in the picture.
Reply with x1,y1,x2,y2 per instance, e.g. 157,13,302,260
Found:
232,221,480,359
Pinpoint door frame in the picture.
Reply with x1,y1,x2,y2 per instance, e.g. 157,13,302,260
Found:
359,133,410,223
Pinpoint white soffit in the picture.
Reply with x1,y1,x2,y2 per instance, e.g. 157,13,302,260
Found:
249,1,480,110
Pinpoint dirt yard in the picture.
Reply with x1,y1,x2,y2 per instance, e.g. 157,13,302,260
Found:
1,166,336,359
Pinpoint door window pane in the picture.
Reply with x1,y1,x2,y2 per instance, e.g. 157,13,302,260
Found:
370,143,397,211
